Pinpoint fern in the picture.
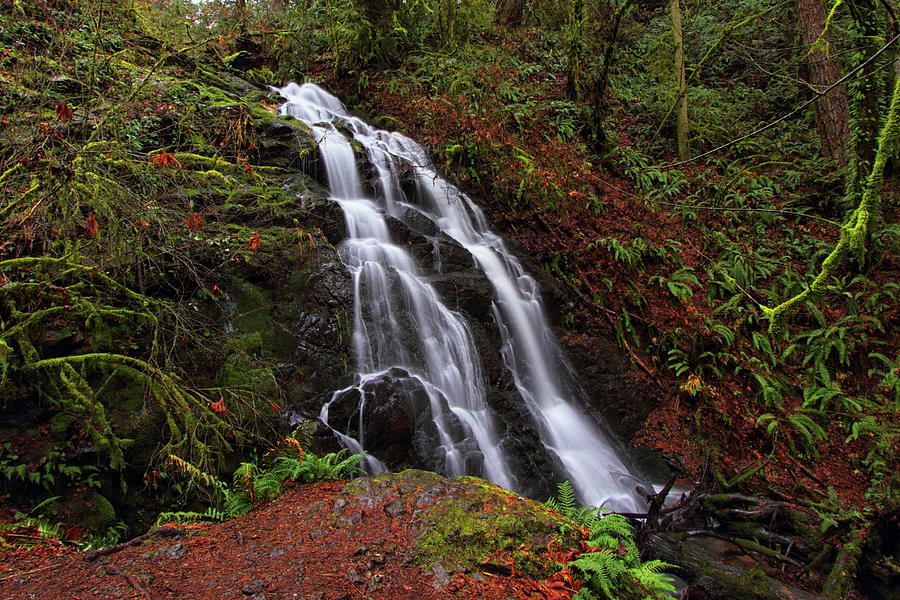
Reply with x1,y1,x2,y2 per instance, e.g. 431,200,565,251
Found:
155,507,227,525
546,481,601,529
547,482,676,600
296,450,363,483
546,480,578,515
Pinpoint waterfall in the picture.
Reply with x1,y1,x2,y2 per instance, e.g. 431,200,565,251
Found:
279,82,646,512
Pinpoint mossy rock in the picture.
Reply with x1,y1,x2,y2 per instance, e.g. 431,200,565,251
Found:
337,470,577,580
60,489,117,532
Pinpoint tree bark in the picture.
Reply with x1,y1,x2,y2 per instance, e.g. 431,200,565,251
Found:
846,0,886,177
796,0,853,168
495,0,526,27
672,0,690,161
589,0,636,152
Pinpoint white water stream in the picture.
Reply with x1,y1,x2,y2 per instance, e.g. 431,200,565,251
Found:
279,82,645,511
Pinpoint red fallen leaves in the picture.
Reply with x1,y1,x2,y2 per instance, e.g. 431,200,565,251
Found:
185,212,204,232
83,212,98,238
524,565,580,600
210,397,226,414
236,156,253,172
55,101,73,122
149,151,179,168
246,232,260,250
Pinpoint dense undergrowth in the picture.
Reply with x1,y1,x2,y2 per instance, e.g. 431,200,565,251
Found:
1,0,898,597
0,0,340,544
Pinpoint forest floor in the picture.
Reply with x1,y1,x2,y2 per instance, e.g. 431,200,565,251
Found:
0,479,556,600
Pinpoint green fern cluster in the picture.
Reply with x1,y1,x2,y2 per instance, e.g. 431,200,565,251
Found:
547,482,676,600
225,450,363,518
162,423,364,522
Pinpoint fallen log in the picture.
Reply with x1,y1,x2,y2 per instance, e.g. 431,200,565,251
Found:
822,528,863,599
645,531,825,600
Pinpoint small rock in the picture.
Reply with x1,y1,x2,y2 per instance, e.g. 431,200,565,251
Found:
353,545,368,556
346,567,365,585
242,579,267,595
332,498,347,515
431,563,452,587
151,543,188,560
383,499,406,518
337,510,363,527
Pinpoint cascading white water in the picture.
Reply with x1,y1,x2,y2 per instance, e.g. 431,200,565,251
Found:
279,82,646,512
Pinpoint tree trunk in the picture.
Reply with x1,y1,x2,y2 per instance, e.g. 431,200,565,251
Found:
796,0,852,168
672,0,690,161
846,0,886,178
437,0,458,46
589,0,635,152
495,0,526,27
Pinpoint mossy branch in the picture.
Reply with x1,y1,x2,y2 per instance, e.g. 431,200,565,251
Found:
170,152,280,176
24,353,233,470
0,178,40,221
0,256,152,307
0,162,23,187
763,71,900,337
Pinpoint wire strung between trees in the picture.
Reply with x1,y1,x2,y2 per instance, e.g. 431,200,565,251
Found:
656,32,900,171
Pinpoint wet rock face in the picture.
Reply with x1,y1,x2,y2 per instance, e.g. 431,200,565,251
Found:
325,368,482,473
255,114,322,177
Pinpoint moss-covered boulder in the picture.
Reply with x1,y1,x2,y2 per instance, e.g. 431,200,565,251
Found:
336,469,579,580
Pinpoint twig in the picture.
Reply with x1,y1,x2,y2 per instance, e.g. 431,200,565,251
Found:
103,565,152,600
0,564,58,581
84,526,185,562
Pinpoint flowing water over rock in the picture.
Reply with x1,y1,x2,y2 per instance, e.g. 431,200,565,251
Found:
279,82,647,512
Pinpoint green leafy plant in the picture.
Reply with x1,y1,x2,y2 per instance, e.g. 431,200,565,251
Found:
163,423,363,521
649,266,699,302
756,409,827,456
546,482,676,600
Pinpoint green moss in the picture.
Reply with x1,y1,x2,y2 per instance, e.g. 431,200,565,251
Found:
49,412,77,439
408,473,578,579
217,346,278,401
77,490,117,531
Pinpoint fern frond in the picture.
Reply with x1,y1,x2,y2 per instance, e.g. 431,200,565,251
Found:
547,480,578,516
290,420,316,452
